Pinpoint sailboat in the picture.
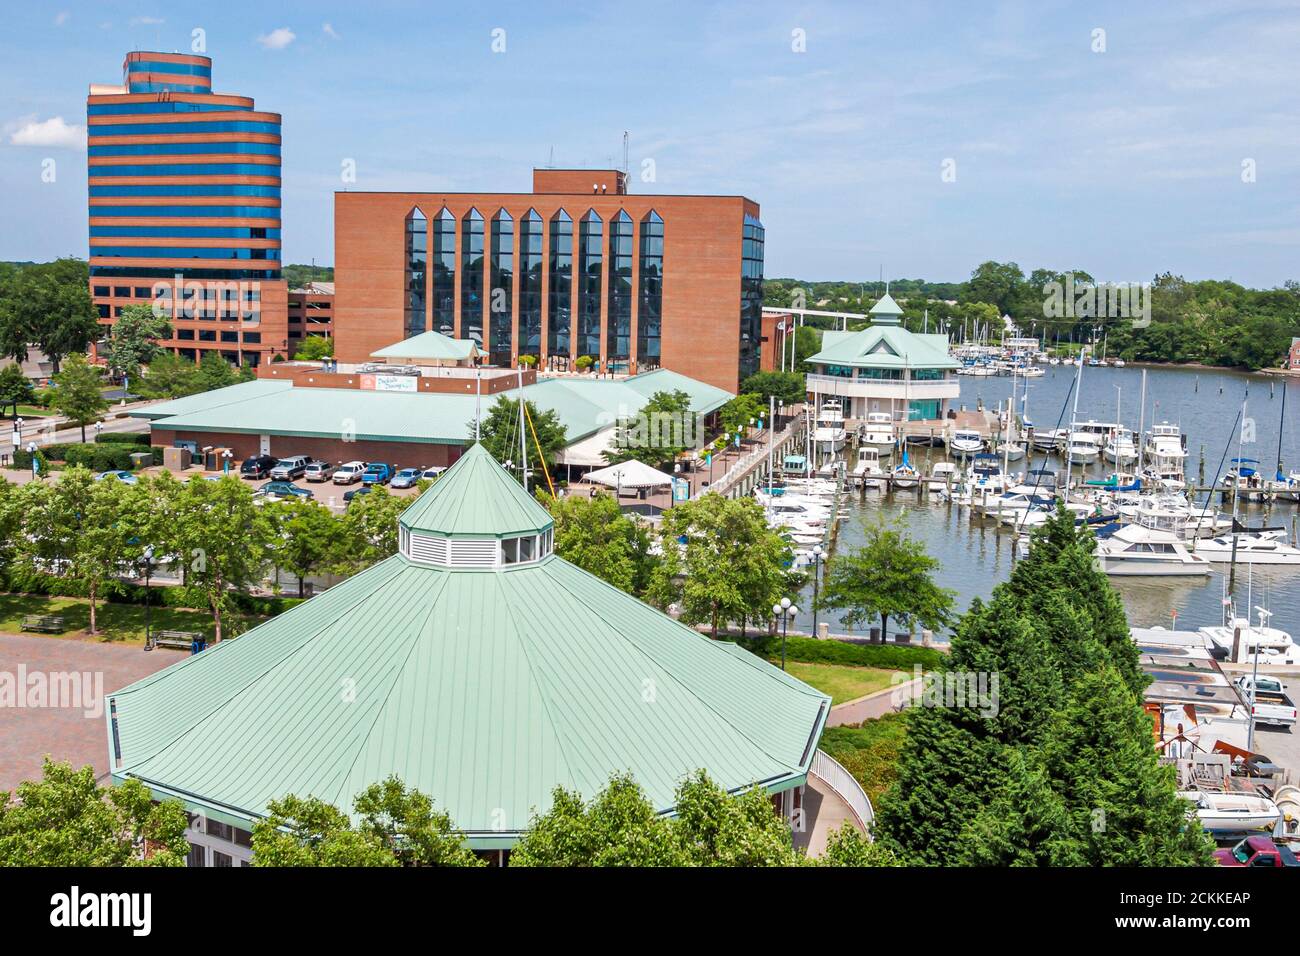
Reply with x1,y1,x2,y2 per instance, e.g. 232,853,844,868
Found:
891,450,920,490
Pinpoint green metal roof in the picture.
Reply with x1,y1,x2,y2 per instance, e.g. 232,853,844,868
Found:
869,293,904,318
370,331,477,362
399,443,553,537
107,453,829,847
133,369,734,447
807,326,959,370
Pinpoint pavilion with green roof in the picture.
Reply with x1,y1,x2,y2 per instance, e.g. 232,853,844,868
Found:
804,293,960,422
106,444,831,858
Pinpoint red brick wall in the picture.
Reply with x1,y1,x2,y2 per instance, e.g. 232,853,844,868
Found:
151,428,463,471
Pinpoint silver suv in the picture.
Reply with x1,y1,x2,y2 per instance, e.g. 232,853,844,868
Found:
269,455,310,480
303,460,337,482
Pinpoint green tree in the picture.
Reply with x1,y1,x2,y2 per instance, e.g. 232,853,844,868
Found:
292,335,334,361
102,303,172,382
0,259,100,371
341,485,408,568
471,398,567,485
0,759,189,866
251,778,482,867
648,493,797,638
816,514,955,642
269,497,346,596
546,491,657,595
170,475,274,641
49,353,108,442
603,388,695,468
0,362,34,417
739,370,806,408
718,392,765,437
137,351,201,399
820,824,902,867
195,351,238,392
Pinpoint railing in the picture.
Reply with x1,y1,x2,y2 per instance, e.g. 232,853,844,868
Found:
706,414,805,498
805,373,958,399
810,748,874,833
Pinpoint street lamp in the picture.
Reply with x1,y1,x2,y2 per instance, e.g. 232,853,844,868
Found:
94,421,102,441
810,545,825,635
222,448,233,475
25,442,37,480
141,545,155,651
772,597,798,670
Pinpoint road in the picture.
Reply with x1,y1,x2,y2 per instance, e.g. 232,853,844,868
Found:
1251,676,1300,781
3,405,150,461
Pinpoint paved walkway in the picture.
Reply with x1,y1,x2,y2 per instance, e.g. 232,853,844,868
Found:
827,678,922,727
0,633,181,791
794,774,856,857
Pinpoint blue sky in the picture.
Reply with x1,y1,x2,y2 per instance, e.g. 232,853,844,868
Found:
2,0,1298,286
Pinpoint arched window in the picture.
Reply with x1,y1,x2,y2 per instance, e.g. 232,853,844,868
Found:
578,210,603,361
404,207,427,337
489,209,514,365
606,210,633,370
638,210,664,370
459,208,485,346
431,208,456,336
547,210,573,368
518,209,543,359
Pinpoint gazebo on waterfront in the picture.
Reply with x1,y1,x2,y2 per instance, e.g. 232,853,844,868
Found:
107,444,833,857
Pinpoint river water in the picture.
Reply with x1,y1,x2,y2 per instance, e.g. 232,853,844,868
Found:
790,364,1300,642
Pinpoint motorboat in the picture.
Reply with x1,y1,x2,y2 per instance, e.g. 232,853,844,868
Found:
1200,607,1300,666
858,412,897,457
1113,358,1126,368
1103,428,1139,466
1180,790,1281,838
1009,468,1058,496
1030,427,1066,453
782,454,809,477
1094,507,1211,577
1191,533,1300,566
925,461,960,492
995,440,1026,463
813,400,847,456
816,459,844,479
1064,430,1103,464
949,428,985,459
1021,365,1045,378
850,448,885,489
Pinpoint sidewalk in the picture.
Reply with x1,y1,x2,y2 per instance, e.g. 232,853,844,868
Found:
827,678,922,726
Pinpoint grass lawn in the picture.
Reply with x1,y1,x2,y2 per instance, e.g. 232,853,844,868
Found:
0,593,256,644
819,712,910,805
780,660,899,705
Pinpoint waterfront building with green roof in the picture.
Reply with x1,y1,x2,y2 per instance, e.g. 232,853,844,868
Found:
804,294,960,423
106,444,837,864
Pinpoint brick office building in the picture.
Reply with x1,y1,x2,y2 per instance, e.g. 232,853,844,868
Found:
87,51,286,366
334,168,764,392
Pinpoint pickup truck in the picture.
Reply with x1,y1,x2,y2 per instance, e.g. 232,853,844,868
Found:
1214,836,1300,867
1235,675,1298,729
361,463,392,486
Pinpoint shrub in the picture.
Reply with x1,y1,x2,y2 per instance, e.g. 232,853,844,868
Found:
575,355,594,371
95,432,150,445
736,633,944,671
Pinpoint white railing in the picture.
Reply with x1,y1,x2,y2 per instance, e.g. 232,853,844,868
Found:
810,748,874,833
806,373,958,400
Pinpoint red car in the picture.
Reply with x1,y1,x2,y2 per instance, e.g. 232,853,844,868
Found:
1214,836,1300,867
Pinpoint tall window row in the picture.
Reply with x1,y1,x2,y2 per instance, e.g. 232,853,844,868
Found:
740,213,765,381
547,211,573,365
401,206,669,368
431,209,456,336
638,211,664,369
606,211,634,371
460,209,485,347
518,210,544,359
404,209,427,338
489,210,513,366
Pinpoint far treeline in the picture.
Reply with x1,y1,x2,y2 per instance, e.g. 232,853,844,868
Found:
765,262,1300,370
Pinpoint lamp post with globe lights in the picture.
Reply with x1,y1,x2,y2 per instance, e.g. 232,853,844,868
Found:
772,597,798,670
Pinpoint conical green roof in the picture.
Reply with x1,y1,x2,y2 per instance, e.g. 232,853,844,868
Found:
399,443,553,538
869,293,904,324
106,447,830,849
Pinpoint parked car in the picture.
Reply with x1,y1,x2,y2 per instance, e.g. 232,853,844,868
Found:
260,481,313,500
343,486,371,505
390,467,422,489
1214,836,1300,867
95,470,138,485
270,455,311,481
420,466,447,481
333,461,368,485
240,454,277,479
303,460,337,482
1235,675,1297,729
361,463,393,485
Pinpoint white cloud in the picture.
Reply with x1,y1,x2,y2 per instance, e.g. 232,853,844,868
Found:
6,115,87,150
53,11,69,26
130,17,165,26
323,22,339,39
257,27,296,50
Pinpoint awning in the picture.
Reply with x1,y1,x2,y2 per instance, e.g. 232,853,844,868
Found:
584,459,677,489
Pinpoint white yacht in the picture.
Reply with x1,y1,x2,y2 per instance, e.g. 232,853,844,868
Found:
1200,607,1300,666
924,461,960,492
850,447,885,489
1141,423,1188,488
1030,427,1066,454
1191,533,1300,566
858,412,897,457
1094,506,1211,577
1103,428,1139,466
1180,790,1281,838
949,428,985,459
813,400,847,456
1065,430,1103,464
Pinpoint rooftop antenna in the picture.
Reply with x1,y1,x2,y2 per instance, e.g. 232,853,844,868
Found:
474,369,482,443
623,131,629,175
517,365,528,493
546,146,555,168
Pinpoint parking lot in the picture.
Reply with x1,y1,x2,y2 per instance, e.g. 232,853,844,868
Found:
190,457,433,511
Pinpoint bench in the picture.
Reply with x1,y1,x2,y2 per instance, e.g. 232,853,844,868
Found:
154,629,203,652
21,614,65,633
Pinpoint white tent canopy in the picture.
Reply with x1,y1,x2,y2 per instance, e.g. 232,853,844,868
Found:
584,459,676,489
